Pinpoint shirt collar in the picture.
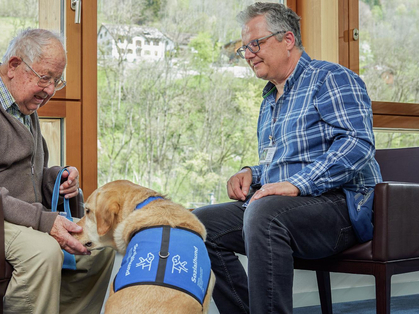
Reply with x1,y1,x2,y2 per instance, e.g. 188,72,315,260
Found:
0,75,16,111
0,73,32,130
262,51,312,99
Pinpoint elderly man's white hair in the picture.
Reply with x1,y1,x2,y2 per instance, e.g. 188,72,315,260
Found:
2,28,66,64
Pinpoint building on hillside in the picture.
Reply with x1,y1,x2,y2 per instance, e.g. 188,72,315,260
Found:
97,23,175,62
222,39,242,64
164,32,195,55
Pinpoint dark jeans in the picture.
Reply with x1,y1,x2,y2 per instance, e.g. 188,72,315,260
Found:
193,190,357,314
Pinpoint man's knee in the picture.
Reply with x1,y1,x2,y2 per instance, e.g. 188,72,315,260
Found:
243,198,273,227
7,225,64,271
33,235,64,270
192,205,211,223
243,196,289,241
193,206,217,235
194,204,236,237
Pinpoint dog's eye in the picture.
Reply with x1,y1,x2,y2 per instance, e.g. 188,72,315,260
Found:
85,208,90,214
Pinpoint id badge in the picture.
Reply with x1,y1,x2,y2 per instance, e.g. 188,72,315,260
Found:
260,147,275,165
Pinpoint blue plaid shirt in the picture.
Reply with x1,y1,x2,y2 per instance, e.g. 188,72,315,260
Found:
249,52,382,196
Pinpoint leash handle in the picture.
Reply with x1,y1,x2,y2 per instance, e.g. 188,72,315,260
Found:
51,168,77,270
51,168,73,222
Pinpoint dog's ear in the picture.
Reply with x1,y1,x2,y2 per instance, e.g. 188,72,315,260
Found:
96,201,119,236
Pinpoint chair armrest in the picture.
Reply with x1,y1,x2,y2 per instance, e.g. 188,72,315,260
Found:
69,188,85,218
372,181,419,261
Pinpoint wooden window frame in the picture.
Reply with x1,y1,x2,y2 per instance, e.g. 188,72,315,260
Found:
38,0,98,198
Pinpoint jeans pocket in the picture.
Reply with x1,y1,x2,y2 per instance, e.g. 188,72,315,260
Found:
333,225,357,253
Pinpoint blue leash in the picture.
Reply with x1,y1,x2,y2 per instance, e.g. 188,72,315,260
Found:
51,168,77,270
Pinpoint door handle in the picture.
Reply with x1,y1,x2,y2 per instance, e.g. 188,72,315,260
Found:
71,0,81,24
353,28,359,41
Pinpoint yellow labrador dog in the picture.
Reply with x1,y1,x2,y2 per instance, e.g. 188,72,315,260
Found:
74,180,215,314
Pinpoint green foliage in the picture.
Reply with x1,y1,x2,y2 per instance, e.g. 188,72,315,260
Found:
371,5,384,20
360,0,419,104
145,0,165,19
97,53,261,206
375,131,419,149
359,0,419,150
97,0,419,207
95,0,269,207
2,0,418,207
188,32,221,68
0,15,38,56
361,0,382,9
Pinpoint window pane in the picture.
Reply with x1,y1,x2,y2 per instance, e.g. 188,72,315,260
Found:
0,0,66,53
0,0,65,78
375,129,419,149
359,0,419,104
40,118,64,166
0,0,66,167
0,0,39,53
96,0,278,207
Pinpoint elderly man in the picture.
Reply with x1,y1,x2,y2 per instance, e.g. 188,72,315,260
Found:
194,3,382,314
0,28,114,313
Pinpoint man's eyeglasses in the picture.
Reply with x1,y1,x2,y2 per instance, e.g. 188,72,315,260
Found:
236,31,286,59
21,58,66,91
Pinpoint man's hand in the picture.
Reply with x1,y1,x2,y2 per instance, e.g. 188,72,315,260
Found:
248,181,300,205
50,215,90,255
227,168,253,201
60,166,79,199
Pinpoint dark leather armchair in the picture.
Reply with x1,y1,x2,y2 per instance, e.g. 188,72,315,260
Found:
0,189,85,312
294,147,419,314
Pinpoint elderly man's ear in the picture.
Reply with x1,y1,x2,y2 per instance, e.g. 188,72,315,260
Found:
7,57,22,78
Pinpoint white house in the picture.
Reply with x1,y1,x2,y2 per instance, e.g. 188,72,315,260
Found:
97,23,175,62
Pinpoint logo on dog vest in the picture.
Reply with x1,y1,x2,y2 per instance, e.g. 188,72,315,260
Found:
114,226,211,305
137,252,154,270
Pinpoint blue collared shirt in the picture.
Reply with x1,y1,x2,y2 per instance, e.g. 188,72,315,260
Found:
249,51,382,196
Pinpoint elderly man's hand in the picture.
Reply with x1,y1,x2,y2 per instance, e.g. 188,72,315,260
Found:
50,215,90,255
60,166,79,199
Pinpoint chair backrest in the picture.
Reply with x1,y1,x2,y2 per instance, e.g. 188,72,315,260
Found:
0,194,13,311
375,147,419,183
58,188,85,218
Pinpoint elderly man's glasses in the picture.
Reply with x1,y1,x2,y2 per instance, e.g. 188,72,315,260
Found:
21,58,66,91
237,31,286,59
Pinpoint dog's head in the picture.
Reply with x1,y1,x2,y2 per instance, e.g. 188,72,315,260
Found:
74,180,159,251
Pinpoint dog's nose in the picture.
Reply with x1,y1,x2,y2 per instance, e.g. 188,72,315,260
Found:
85,242,92,247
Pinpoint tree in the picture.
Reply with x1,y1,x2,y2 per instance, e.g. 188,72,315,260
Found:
0,0,38,54
96,0,285,207
98,53,262,206
360,0,419,149
360,0,419,104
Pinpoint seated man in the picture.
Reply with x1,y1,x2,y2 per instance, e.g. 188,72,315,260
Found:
194,3,382,314
0,28,114,314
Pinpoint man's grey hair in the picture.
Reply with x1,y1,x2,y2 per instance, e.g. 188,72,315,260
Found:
2,28,66,64
237,2,304,51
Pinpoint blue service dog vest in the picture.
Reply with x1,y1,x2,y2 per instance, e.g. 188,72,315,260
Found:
114,226,211,305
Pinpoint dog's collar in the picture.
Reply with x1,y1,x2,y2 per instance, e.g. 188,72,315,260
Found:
135,196,163,210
